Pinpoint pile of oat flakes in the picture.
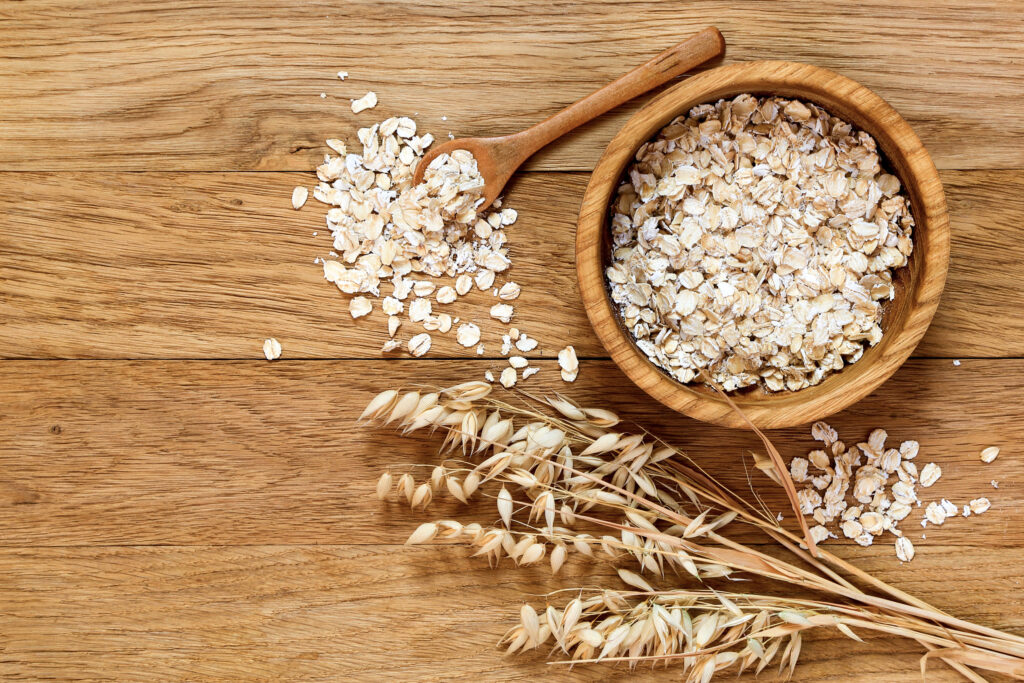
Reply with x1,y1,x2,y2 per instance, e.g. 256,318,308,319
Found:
285,79,579,387
793,421,998,562
607,94,915,393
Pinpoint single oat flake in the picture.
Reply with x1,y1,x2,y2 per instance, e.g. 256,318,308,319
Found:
490,303,514,323
980,446,1000,463
350,296,372,319
558,345,579,382
919,462,942,488
351,91,378,113
262,337,282,361
291,186,308,209
408,333,431,357
895,536,915,562
456,323,481,348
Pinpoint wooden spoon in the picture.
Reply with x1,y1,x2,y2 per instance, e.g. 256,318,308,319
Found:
412,27,726,206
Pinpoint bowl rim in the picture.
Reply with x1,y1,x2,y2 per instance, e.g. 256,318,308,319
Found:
575,60,950,429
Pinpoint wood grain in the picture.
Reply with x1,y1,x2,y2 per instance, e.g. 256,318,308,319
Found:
1,359,1018,548
2,170,1022,360
1,543,1020,681
1,1,1023,172
3,1,1023,680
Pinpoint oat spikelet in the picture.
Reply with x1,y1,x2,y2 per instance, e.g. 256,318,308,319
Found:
497,487,513,528
375,472,393,499
406,522,437,545
360,389,398,420
617,568,654,592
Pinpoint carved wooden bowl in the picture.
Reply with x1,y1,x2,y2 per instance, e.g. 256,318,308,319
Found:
576,61,950,429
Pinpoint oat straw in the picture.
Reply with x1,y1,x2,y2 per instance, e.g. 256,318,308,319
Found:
364,384,1024,680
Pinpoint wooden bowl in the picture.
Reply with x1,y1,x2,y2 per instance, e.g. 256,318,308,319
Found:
576,61,950,429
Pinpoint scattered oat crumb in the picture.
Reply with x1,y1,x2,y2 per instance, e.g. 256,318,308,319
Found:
441,115,447,121
387,316,401,337
991,480,999,489
262,337,282,361
337,71,348,80
558,345,579,382
484,370,495,382
952,359,961,366
476,343,485,356
522,367,539,379
320,92,326,99
499,366,517,388
381,339,400,352
291,186,308,209
509,356,528,369
980,446,1000,463
349,296,372,319
351,91,378,113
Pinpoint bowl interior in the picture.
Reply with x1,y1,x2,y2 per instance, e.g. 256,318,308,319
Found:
577,61,949,429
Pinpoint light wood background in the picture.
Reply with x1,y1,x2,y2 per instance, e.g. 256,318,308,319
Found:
1,2,1022,681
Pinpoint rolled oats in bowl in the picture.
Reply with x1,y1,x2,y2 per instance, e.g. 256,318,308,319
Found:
605,94,915,392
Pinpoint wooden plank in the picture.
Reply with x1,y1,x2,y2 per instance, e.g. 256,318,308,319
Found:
0,543,1020,681
1,1,1022,171
1,170,1021,360
0,359,1018,548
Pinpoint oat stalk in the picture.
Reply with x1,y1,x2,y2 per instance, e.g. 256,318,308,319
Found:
364,382,1024,680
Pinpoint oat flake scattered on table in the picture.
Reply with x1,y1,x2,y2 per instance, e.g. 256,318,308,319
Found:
262,337,282,361
606,94,915,392
299,81,581,383
790,422,999,562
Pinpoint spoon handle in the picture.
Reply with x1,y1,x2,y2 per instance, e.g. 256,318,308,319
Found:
513,27,725,154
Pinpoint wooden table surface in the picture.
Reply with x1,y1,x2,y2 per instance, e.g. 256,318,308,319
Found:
2,2,1023,680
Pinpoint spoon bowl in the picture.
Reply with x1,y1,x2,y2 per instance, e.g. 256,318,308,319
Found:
414,135,521,208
